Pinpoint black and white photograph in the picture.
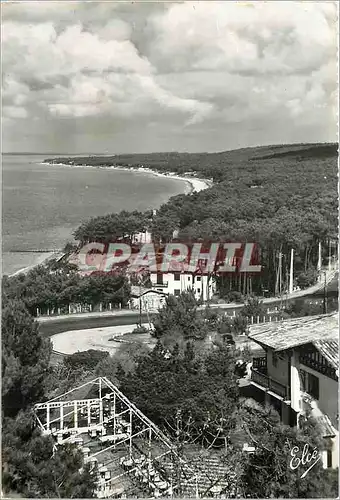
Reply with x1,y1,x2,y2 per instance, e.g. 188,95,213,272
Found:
1,1,339,498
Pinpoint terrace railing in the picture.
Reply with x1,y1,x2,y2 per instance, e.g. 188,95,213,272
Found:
252,356,267,371
251,368,289,399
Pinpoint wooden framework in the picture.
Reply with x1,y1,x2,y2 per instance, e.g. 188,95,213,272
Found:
33,377,201,498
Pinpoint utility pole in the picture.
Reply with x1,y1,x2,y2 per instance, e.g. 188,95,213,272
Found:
328,239,332,271
139,279,142,327
206,272,211,306
275,253,280,296
323,271,327,314
317,241,322,274
279,252,282,295
289,248,294,294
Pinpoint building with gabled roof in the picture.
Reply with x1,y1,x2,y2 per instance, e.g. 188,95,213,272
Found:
247,312,339,469
129,285,167,312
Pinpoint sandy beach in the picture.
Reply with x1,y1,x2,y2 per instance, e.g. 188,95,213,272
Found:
123,166,213,193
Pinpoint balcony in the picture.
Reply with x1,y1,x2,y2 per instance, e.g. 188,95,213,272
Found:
253,356,267,372
299,353,338,381
251,366,289,400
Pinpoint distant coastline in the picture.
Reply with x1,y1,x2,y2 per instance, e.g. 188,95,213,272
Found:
41,160,213,194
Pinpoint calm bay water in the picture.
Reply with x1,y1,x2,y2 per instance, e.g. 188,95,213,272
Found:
2,154,188,275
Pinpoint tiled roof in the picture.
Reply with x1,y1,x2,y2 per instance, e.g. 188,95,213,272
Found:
248,313,339,354
313,339,339,370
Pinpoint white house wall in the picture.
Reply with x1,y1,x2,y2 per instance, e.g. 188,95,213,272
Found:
267,350,338,424
150,273,216,302
299,363,338,428
290,350,300,412
256,346,338,469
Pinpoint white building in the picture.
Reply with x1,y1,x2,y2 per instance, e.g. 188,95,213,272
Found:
248,313,338,469
150,271,216,302
132,230,153,244
129,285,166,312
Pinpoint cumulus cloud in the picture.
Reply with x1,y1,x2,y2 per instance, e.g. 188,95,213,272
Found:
2,1,338,153
150,2,337,74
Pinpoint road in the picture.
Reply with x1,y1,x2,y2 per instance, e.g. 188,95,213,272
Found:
39,271,338,338
40,312,150,337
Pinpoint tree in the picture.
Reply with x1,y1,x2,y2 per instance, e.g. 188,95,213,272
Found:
2,411,97,498
215,314,248,339
2,300,52,417
296,268,319,289
73,209,150,244
120,341,240,447
152,290,208,342
236,401,338,498
239,297,266,319
284,299,324,318
1,300,99,498
95,342,150,381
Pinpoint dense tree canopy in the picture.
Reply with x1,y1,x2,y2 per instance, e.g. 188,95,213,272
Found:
2,300,52,417
52,144,337,297
73,209,152,244
2,412,96,498
2,263,131,316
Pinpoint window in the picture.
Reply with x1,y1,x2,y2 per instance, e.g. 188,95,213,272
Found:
174,273,180,281
307,373,319,400
196,276,201,282
197,289,201,294
156,273,163,285
174,289,181,296
327,450,332,468
301,370,319,399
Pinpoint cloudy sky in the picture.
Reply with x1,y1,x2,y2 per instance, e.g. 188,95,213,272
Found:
2,1,338,154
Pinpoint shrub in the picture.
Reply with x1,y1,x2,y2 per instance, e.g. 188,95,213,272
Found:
131,325,150,334
64,350,109,371
296,268,319,289
226,291,244,303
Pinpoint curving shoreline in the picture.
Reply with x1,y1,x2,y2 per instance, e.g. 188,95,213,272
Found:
9,162,212,277
41,161,213,194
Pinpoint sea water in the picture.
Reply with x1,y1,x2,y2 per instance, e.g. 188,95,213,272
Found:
2,154,188,275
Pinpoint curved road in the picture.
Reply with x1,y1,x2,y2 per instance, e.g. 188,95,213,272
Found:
39,271,338,338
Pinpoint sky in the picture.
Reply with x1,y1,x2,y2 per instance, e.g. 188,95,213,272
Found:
2,1,338,154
